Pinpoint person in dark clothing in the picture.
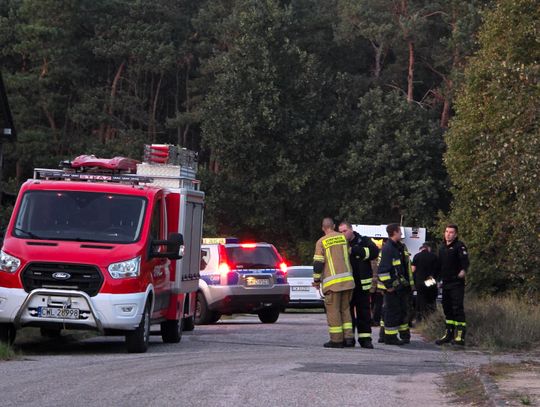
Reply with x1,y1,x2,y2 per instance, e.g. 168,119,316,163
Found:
412,243,439,322
435,224,469,346
339,222,380,348
378,223,414,345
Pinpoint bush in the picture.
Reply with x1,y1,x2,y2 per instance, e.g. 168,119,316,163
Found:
418,295,540,351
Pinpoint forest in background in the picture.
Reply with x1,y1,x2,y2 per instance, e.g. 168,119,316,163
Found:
0,0,538,295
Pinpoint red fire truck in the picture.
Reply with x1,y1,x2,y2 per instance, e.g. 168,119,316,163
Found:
0,145,204,352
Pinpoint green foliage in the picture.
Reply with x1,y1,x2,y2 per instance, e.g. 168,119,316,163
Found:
337,87,449,226
0,342,18,360
200,0,338,250
445,0,540,294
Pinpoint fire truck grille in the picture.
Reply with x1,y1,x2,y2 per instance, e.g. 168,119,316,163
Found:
21,263,104,297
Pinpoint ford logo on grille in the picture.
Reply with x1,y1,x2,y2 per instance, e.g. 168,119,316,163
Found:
52,272,71,280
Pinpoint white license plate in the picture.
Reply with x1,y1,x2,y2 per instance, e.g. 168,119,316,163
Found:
38,307,80,319
246,278,270,286
292,286,310,291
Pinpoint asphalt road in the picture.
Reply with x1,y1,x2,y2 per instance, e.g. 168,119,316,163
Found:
0,312,523,407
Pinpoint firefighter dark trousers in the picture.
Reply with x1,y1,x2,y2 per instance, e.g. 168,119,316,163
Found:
350,289,371,341
370,291,383,325
442,283,466,336
416,286,437,321
383,289,410,340
325,290,353,343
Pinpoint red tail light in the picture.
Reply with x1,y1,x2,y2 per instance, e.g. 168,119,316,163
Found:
279,262,287,274
218,262,231,275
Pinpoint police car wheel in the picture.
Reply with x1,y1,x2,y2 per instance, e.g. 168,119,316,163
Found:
0,323,16,345
183,316,195,332
195,292,219,325
258,307,280,324
125,301,150,353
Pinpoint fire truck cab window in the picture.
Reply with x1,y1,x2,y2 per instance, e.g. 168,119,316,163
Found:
150,199,162,240
12,190,146,243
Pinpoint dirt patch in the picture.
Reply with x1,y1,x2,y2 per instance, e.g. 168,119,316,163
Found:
443,368,490,406
483,361,540,406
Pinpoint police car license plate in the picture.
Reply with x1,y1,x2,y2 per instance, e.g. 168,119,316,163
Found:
292,286,310,291
38,307,80,319
246,278,270,286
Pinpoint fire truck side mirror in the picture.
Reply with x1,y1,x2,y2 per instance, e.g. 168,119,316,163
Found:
150,233,184,260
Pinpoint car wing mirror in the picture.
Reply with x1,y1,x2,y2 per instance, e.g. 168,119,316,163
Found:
150,233,184,260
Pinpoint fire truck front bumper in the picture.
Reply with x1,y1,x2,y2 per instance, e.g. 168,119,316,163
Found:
0,287,147,332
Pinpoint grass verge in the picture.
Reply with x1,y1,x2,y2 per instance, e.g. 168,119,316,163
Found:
417,295,540,351
443,368,490,406
0,342,18,361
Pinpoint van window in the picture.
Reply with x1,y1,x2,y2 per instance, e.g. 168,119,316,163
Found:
200,249,209,271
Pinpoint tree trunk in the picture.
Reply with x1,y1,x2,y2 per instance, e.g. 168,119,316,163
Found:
407,41,415,103
150,72,163,143
440,85,451,128
371,41,384,79
104,61,125,142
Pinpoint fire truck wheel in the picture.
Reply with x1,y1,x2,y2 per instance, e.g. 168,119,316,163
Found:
0,323,16,345
257,307,280,324
183,316,195,332
40,328,62,338
195,292,219,325
161,318,184,343
125,301,151,353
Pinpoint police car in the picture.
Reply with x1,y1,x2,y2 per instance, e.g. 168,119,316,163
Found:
287,266,324,308
196,238,290,324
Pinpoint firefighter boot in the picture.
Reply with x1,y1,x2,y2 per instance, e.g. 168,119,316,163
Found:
359,338,374,349
384,333,404,346
324,341,345,348
435,324,455,345
343,338,356,347
452,326,466,346
378,323,385,343
399,329,411,344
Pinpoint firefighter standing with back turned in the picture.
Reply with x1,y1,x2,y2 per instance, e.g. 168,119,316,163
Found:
436,224,469,346
313,218,355,348
338,221,379,348
378,223,413,345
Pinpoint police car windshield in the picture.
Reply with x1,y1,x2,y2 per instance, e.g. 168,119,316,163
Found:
13,190,146,244
225,246,279,269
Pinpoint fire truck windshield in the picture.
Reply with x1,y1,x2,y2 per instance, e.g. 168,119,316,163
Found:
12,190,147,243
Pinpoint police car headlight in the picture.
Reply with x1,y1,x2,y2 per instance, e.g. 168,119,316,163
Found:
0,250,21,273
108,256,141,279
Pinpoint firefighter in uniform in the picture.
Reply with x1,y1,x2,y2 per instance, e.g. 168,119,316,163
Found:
436,224,469,346
378,223,413,345
338,221,379,348
313,218,355,348
370,239,385,327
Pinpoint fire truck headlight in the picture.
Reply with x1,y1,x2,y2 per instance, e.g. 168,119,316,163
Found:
108,256,141,279
0,250,21,273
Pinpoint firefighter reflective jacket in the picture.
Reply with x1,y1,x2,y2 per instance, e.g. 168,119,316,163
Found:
313,231,355,294
349,232,380,291
377,239,411,290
